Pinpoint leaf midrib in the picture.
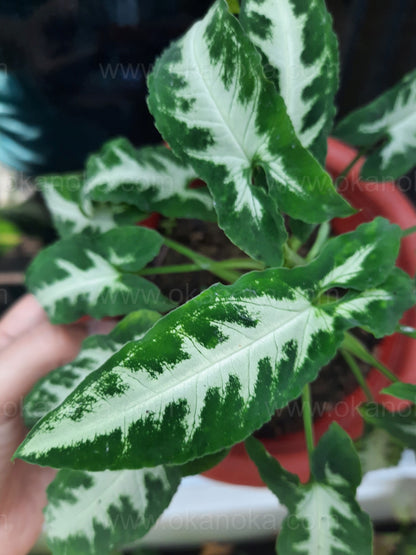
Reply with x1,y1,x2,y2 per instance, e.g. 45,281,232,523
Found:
36,263,122,307
188,19,253,167
72,297,318,442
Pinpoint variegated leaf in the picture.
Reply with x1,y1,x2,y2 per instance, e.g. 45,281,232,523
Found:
83,138,216,222
23,310,161,428
39,174,144,238
382,382,416,404
240,0,339,164
360,403,416,451
45,465,181,555
356,426,403,474
335,68,416,180
148,0,351,266
26,226,174,324
15,220,414,470
246,424,373,555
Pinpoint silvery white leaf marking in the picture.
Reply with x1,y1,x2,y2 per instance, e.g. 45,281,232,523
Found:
148,0,350,265
35,251,126,318
16,288,391,466
241,0,339,162
358,81,416,171
46,465,180,555
24,310,161,427
83,139,215,221
335,68,416,179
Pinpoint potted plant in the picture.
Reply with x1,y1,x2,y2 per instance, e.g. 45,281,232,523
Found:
13,0,416,553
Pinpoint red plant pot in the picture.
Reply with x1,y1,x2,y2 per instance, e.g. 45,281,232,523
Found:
203,137,416,486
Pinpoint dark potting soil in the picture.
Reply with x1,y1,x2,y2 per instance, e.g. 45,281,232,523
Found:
149,218,377,437
148,218,246,305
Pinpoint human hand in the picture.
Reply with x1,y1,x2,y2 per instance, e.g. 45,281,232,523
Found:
0,295,87,555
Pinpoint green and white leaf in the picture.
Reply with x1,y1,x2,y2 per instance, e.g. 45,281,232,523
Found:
335,68,416,180
83,138,216,222
148,0,351,266
45,465,181,555
360,403,416,451
23,310,161,428
240,0,339,164
356,426,404,474
26,226,174,324
16,220,414,470
382,382,416,404
39,174,144,238
245,424,373,555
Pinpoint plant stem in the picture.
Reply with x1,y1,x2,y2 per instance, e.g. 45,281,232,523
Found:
284,244,306,268
342,332,399,383
288,235,303,253
139,264,201,276
402,225,416,237
216,258,265,270
163,237,241,283
305,222,331,262
163,237,211,266
302,384,315,463
226,0,240,13
340,349,374,401
335,146,370,187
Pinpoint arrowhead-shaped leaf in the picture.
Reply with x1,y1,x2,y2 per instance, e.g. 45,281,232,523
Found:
360,403,416,451
82,138,216,222
15,219,414,470
240,0,339,164
245,424,373,555
148,0,351,265
45,465,180,555
26,226,174,324
23,310,161,428
39,174,144,238
335,68,416,180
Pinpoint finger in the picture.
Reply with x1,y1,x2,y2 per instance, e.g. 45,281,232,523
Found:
87,318,118,336
0,295,47,351
0,320,87,410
